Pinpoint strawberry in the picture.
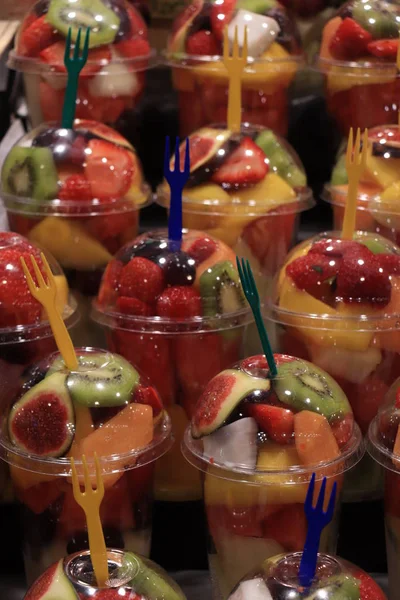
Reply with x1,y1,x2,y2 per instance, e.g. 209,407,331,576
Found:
115,37,150,59
210,0,236,41
116,295,152,316
85,140,134,200
119,257,165,303
212,137,268,186
186,30,221,56
246,404,294,444
58,175,92,203
17,15,59,57
286,253,338,296
331,413,354,448
378,253,400,275
39,42,111,75
262,504,307,551
336,252,391,306
186,236,218,265
156,286,202,318
87,588,141,599
329,17,372,61
98,261,123,306
351,568,387,600
133,384,163,416
309,238,359,258
368,39,399,60
127,6,147,37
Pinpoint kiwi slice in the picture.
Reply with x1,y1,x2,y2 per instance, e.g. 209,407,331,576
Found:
236,0,277,13
358,237,388,254
2,147,58,201
304,575,360,599
46,0,120,48
124,552,186,600
331,154,348,186
352,1,398,39
200,261,245,317
273,359,351,421
255,130,306,188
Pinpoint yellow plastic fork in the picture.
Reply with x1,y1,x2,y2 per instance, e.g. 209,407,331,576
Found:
223,25,248,133
341,127,368,240
20,253,78,371
397,36,400,127
71,454,109,587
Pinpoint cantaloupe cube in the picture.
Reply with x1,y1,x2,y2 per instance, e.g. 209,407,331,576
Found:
294,410,340,466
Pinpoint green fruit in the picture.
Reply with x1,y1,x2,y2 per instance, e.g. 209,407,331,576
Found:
47,0,120,48
236,0,277,13
352,1,399,39
200,260,245,317
124,552,186,600
331,154,348,186
273,359,351,421
304,574,360,599
255,130,306,188
25,559,77,600
358,238,388,254
2,147,58,201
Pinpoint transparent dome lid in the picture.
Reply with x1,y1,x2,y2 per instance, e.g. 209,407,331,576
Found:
94,228,253,332
182,353,362,480
157,124,312,215
11,0,153,71
0,231,75,335
1,120,149,215
0,347,172,473
227,552,387,599
25,549,187,600
368,376,400,473
279,0,327,18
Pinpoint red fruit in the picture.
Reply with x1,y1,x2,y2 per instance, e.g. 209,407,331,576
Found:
127,6,147,37
368,39,399,60
287,253,339,292
115,37,150,59
133,384,163,416
15,480,64,515
119,257,165,303
212,137,268,185
18,15,59,57
116,296,152,316
210,0,236,41
98,261,123,306
246,404,294,444
396,388,400,409
39,42,111,75
351,568,387,600
86,208,139,248
25,561,60,600
329,17,372,61
378,253,400,275
309,238,359,257
336,253,391,306
58,175,92,203
156,286,202,318
331,413,354,448
350,375,389,434
85,140,135,200
186,235,218,265
186,30,220,56
262,504,307,551
87,589,141,600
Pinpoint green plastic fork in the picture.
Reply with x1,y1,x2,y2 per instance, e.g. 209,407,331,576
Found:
62,27,90,129
236,257,277,378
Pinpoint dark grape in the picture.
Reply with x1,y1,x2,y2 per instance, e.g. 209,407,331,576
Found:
117,239,166,265
242,389,271,404
189,2,213,36
162,251,196,286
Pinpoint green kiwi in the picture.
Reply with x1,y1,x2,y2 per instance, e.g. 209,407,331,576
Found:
305,575,360,599
236,0,277,13
1,147,58,201
352,1,399,39
273,359,351,421
331,154,348,186
358,237,388,254
200,261,245,317
46,0,120,48
124,553,186,600
255,130,306,188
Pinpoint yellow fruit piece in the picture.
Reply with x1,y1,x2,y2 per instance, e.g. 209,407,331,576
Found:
54,274,69,315
29,217,112,270
363,153,400,191
372,181,400,229
207,225,243,247
184,183,231,204
229,173,296,207
326,64,396,94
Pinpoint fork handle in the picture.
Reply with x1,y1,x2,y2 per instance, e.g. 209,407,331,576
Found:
169,188,183,247
341,176,359,240
227,73,242,133
62,75,79,129
48,310,78,370
86,511,109,587
298,524,322,587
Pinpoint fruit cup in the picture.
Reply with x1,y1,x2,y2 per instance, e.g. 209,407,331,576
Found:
280,0,328,19
157,124,313,296
326,124,400,246
8,0,155,129
317,0,400,134
1,119,150,347
0,347,172,584
24,548,186,599
165,0,304,137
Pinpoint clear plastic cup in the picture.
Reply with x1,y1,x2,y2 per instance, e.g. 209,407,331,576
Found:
165,0,304,137
8,0,156,128
182,353,363,599
0,346,172,584
316,0,400,133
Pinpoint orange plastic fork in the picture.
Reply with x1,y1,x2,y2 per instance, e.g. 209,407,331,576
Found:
341,127,368,240
223,25,248,132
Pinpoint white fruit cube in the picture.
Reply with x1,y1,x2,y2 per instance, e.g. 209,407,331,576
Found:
229,578,273,600
228,10,280,57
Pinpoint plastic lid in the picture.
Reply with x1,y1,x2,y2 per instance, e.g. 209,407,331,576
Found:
156,123,313,216
182,353,363,482
10,0,155,73
0,231,77,342
227,552,385,599
93,228,253,333
1,120,150,216
368,377,400,474
270,230,400,331
0,347,172,473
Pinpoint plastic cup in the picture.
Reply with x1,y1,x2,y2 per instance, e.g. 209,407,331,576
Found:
0,347,172,584
182,353,363,599
8,0,156,129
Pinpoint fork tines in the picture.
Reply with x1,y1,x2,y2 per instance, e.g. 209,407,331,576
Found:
346,127,368,171
224,25,248,61
305,472,337,523
164,136,190,180
64,26,90,63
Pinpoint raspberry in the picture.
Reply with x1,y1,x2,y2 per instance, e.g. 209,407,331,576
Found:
156,286,202,318
116,296,152,316
119,257,165,303
336,253,391,307
186,236,218,265
286,254,339,292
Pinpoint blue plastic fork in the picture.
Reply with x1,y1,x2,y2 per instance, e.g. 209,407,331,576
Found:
236,257,277,377
299,473,337,588
62,27,90,129
164,136,190,248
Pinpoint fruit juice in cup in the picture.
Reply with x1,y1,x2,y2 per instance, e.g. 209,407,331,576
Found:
317,0,400,134
157,124,313,295
165,0,303,137
1,119,150,346
326,123,400,246
227,551,387,599
8,0,155,129
24,548,186,599
182,353,363,599
0,346,172,584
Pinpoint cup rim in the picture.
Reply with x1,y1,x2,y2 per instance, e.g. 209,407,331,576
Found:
323,183,400,217
367,416,400,475
163,48,305,70
315,55,399,77
182,421,364,482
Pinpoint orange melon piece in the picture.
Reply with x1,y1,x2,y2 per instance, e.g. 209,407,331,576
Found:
10,464,56,491
320,17,342,61
294,411,340,466
393,424,400,468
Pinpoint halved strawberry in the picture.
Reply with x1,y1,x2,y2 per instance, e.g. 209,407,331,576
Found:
115,37,150,59
186,236,218,265
133,384,163,416
85,140,134,199
39,42,111,75
210,0,236,41
116,296,152,316
368,39,399,60
351,568,387,600
17,15,59,57
336,253,391,307
331,413,354,448
211,137,268,186
286,253,339,297
329,17,372,61
246,404,294,444
186,30,221,56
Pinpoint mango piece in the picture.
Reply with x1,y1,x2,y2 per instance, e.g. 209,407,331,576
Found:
295,411,340,466
363,153,400,190
54,274,69,315
229,173,296,207
184,183,231,204
29,217,112,270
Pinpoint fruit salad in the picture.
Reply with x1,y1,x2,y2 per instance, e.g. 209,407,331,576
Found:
25,549,186,600
327,124,400,246
10,0,153,127
227,552,387,599
166,0,303,136
157,124,312,291
182,353,362,599
318,0,400,133
0,347,171,583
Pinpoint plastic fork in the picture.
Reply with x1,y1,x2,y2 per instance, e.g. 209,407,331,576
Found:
20,253,78,371
223,25,248,132
298,473,337,588
341,127,368,240
62,27,90,129
164,135,190,247
237,257,277,378
71,454,109,587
